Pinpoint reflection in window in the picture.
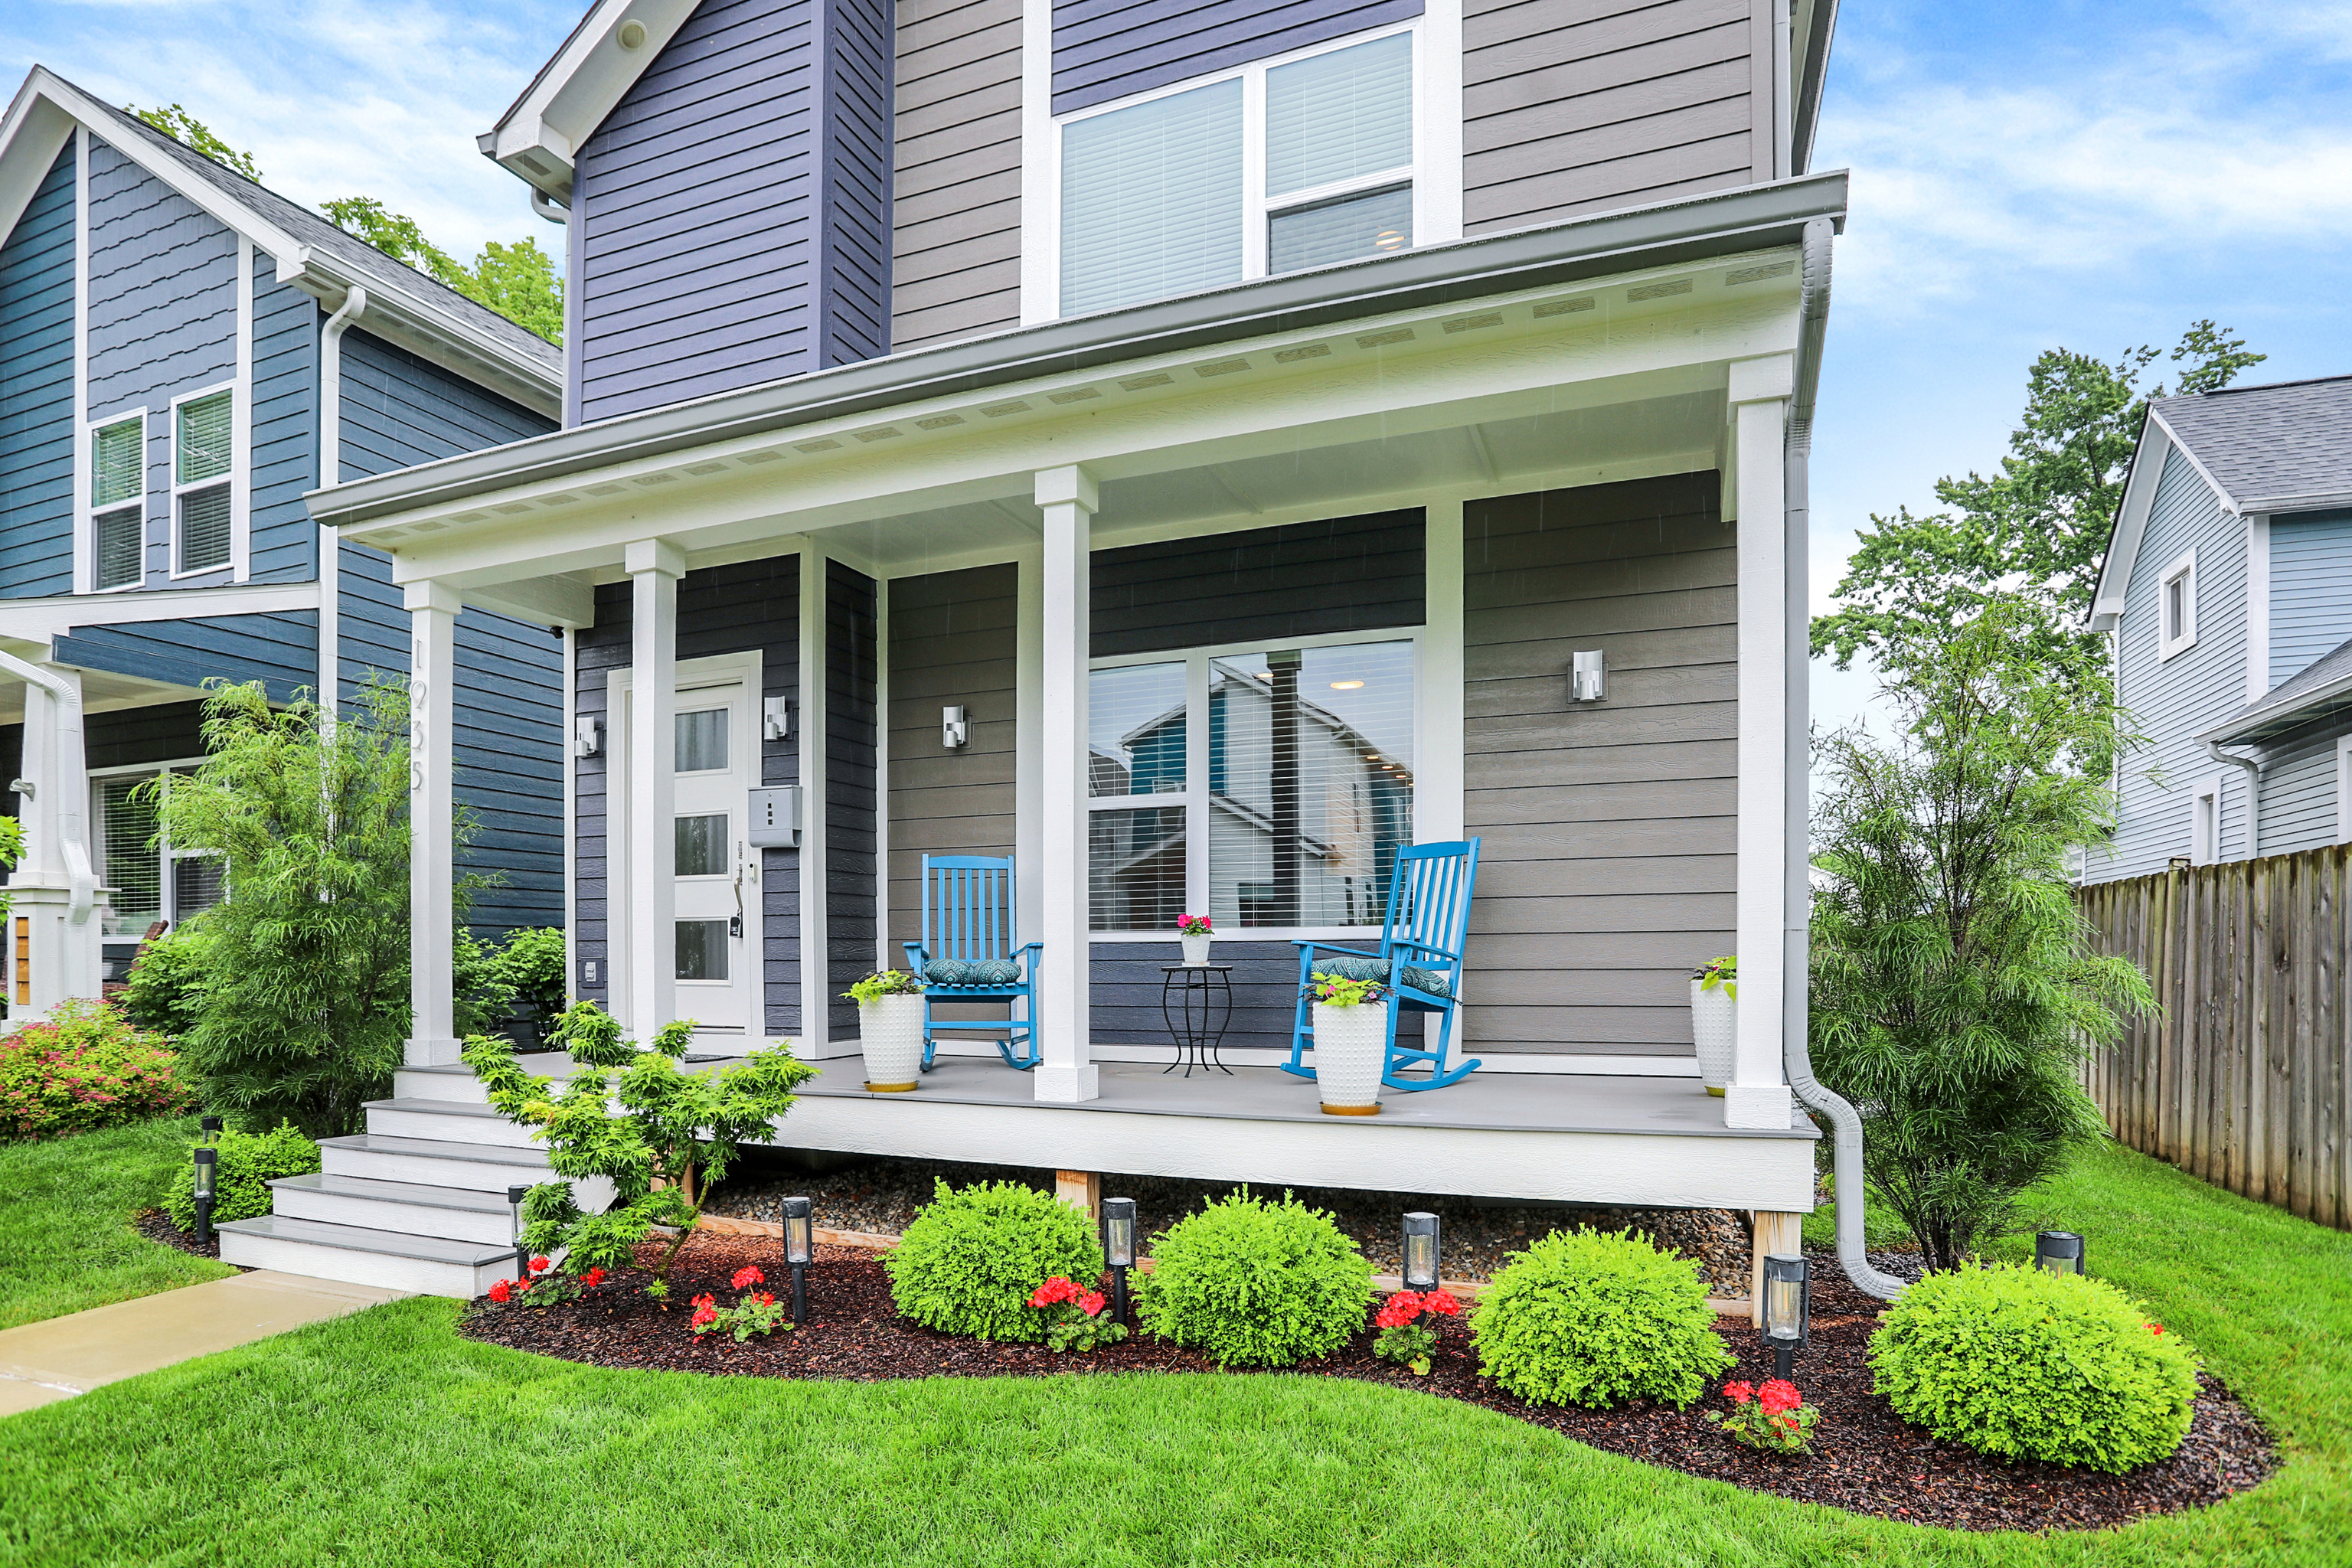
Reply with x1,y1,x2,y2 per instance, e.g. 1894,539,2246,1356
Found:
1088,807,1187,931
675,813,728,877
675,919,730,981
675,707,729,773
1089,662,1186,796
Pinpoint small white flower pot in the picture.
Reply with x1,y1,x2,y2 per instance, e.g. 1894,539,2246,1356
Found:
1312,1002,1389,1116
861,993,926,1091
1181,933,1213,965
1690,979,1736,1097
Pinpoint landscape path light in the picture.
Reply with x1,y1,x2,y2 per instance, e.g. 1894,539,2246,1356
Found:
1402,1212,1440,1292
1102,1197,1137,1325
1762,1253,1810,1382
192,1145,217,1247
2035,1230,2085,1276
507,1185,531,1282
198,1114,222,1148
781,1195,814,1325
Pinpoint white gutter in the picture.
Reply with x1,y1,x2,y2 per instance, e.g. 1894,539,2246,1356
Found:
315,286,368,717
531,190,569,225
0,649,96,923
2207,742,2263,861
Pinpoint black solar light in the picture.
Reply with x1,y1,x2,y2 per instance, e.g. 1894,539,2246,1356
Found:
198,1114,223,1148
781,1195,814,1325
2036,1230,2086,1276
507,1184,532,1282
1402,1212,1441,1292
1762,1253,1811,1381
1102,1197,1138,1325
191,1146,217,1247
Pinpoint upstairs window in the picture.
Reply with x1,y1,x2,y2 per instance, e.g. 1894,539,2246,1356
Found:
90,414,145,590
2158,548,2197,660
1058,28,1417,317
173,388,234,576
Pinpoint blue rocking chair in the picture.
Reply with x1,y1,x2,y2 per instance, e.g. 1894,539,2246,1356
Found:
903,854,1042,1072
1282,838,1483,1092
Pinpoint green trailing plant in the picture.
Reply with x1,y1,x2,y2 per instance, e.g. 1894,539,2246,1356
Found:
843,969,923,1006
1870,1263,2200,1472
159,1122,319,1232
1135,1190,1372,1368
491,927,570,1047
1469,1228,1730,1409
464,1000,814,1286
1305,972,1385,1008
0,999,190,1141
1811,599,2156,1271
1691,956,1736,999
884,1180,1103,1343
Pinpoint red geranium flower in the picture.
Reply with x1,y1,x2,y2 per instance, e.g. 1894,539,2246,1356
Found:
732,1266,766,1290
1759,1380,1803,1415
691,1293,717,1311
756,1292,776,1306
580,1266,607,1289
1028,1276,1080,1308
1374,1291,1425,1329
691,1305,718,1329
528,1256,552,1274
1077,1289,1107,1317
1420,1289,1462,1317
2149,1322,2167,1336
487,1279,512,1304
1721,1381,1755,1405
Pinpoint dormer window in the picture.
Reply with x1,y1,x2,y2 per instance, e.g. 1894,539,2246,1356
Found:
2158,548,2196,660
89,413,146,591
172,387,235,577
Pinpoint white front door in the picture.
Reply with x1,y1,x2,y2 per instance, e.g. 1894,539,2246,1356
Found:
668,675,760,1038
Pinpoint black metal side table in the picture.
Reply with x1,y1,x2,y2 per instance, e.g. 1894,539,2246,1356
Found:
1159,965,1234,1076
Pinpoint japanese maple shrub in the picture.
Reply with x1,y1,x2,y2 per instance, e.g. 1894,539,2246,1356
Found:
1870,1262,2200,1472
463,1000,814,1289
884,1180,1102,1343
1471,1228,1730,1408
1136,1190,1372,1367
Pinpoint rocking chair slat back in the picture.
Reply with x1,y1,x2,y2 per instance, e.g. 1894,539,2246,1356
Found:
923,855,1017,965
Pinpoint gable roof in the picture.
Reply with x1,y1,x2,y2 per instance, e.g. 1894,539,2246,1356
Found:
0,67,561,417
2200,632,2352,749
478,0,700,204
2089,374,2352,631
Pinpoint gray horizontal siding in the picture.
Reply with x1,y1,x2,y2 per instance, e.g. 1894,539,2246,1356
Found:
1464,0,1764,234
1051,0,1423,116
0,142,77,599
2255,727,2344,858
52,612,318,704
888,563,1018,952
1091,510,1426,658
893,0,1021,350
2269,508,2352,686
828,559,880,1034
1462,469,1733,1057
246,274,318,583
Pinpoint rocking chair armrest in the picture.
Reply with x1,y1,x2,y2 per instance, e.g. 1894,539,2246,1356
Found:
1292,939,1381,960
1387,939,1461,962
901,942,929,971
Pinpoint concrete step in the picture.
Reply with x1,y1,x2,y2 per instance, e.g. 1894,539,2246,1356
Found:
269,1172,519,1246
216,1214,517,1299
364,1097,542,1150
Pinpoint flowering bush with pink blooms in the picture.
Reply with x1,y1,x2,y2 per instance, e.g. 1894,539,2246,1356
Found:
689,1265,795,1341
1707,1377,1820,1454
1027,1276,1127,1353
1370,1288,1462,1376
0,998,190,1141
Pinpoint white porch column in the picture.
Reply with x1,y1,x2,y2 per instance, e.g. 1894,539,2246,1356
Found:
406,581,461,1064
1034,465,1098,1103
626,538,685,1042
2,656,100,1020
795,540,834,1055
1727,354,1796,1131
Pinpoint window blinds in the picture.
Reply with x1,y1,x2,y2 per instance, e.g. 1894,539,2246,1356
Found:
96,508,143,590
93,417,142,507
178,484,233,573
1265,33,1413,199
1060,78,1243,317
176,391,233,485
100,776,162,937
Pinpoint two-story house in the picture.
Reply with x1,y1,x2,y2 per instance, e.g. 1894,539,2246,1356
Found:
0,69,571,1017
218,0,1897,1307
2087,376,2352,878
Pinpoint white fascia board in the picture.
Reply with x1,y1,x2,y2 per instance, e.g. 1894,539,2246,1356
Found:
0,580,319,644
2090,416,2174,631
0,80,74,251
270,251,561,420
480,0,699,203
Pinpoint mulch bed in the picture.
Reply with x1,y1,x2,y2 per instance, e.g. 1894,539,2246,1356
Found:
458,1233,2275,1532
132,1207,243,1266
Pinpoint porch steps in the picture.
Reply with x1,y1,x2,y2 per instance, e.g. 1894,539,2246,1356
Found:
266,1173,518,1246
212,1214,519,1299
362,1098,544,1149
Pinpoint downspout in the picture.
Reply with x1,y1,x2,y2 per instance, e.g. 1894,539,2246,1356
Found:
1783,217,1907,1301
0,650,96,925
2207,743,2262,861
316,286,368,720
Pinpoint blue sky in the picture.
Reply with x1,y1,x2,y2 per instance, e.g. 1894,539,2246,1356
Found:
11,0,2352,734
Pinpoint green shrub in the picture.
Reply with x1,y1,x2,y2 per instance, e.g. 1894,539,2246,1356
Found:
1870,1262,2200,1472
884,1180,1103,1342
1470,1228,1730,1408
121,926,214,1042
160,1122,321,1231
492,927,569,1047
0,999,191,1140
1135,1190,1372,1367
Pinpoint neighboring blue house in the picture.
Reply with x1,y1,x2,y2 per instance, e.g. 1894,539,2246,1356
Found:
2088,376,2352,879
0,68,568,1017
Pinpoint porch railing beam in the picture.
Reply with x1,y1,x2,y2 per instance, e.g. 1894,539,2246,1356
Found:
1034,465,1099,1103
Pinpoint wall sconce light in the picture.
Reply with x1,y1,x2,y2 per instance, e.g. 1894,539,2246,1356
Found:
1102,1196,1137,1325
508,1184,532,1282
1571,650,1606,703
2035,1230,2085,1276
573,716,601,757
942,705,969,750
192,1146,218,1246
1762,1253,1810,1380
781,1195,814,1325
763,696,792,740
2168,856,2192,873
1402,1212,1441,1291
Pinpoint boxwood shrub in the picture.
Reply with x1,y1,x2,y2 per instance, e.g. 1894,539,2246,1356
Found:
884,1179,1103,1342
1470,1227,1730,1408
160,1122,321,1231
0,998,191,1140
1135,1190,1372,1367
1870,1263,2200,1472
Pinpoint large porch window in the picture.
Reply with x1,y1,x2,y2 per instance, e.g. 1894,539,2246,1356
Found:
1087,634,1415,934
91,763,224,945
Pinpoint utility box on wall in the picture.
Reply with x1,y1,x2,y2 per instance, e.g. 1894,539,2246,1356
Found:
749,786,802,848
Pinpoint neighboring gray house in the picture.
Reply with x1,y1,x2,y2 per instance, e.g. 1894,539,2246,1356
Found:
2088,376,2352,880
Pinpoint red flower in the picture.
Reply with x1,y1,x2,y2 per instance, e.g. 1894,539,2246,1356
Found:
528,1256,552,1274
1028,1276,1080,1308
756,1292,776,1306
691,1292,717,1310
581,1267,607,1289
732,1266,766,1290
1420,1289,1462,1318
514,1279,534,1294
1721,1381,1756,1405
487,1279,513,1304
1076,1289,1107,1317
1759,1380,1803,1415
2149,1323,2167,1336
691,1305,718,1329
1374,1291,1425,1329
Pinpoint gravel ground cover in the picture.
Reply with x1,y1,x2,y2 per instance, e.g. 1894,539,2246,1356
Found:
459,1231,2275,1533
704,1149,1756,1289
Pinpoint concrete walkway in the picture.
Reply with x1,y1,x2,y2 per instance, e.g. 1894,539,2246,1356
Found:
0,1271,410,1416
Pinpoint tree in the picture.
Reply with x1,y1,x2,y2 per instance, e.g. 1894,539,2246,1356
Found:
1809,598,2156,1273
144,678,510,1135
320,196,564,345
127,104,261,181
1811,323,2265,697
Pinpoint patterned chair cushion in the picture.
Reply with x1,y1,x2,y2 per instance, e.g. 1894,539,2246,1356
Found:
1312,955,1452,998
924,957,1022,988
923,959,975,986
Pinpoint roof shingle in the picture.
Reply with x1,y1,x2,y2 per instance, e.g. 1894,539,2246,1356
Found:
2154,375,2352,514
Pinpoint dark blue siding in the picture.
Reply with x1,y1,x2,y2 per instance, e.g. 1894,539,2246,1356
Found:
52,612,318,704
247,274,318,583
826,559,877,1035
0,143,77,598
572,0,892,424
1051,0,1421,115
1091,509,1426,657
338,325,564,934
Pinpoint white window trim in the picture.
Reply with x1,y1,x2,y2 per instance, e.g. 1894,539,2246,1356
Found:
167,378,240,581
1087,622,1421,942
2190,774,2222,866
1036,18,1444,322
2336,735,2352,846
2158,547,2197,661
80,403,151,595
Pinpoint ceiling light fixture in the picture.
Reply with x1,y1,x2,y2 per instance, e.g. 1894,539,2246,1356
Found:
1329,680,1364,690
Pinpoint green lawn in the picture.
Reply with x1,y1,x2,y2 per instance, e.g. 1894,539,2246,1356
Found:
0,1117,234,1331
1,1140,2346,1566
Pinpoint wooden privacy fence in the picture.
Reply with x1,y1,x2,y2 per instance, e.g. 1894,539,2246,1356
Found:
2078,846,2351,1230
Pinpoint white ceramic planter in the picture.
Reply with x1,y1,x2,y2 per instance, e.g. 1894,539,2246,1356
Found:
1690,979,1736,1097
1312,1001,1389,1115
1181,933,1213,965
861,993,926,1091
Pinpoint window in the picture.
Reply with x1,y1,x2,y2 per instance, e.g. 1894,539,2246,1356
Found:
1058,28,1416,315
172,388,234,575
675,919,730,981
1087,635,1415,932
2191,776,2221,865
2158,549,2197,659
90,414,145,590
91,766,221,940
675,813,729,877
675,707,729,772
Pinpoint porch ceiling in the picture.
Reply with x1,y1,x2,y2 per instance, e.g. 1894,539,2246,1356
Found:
0,665,207,726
